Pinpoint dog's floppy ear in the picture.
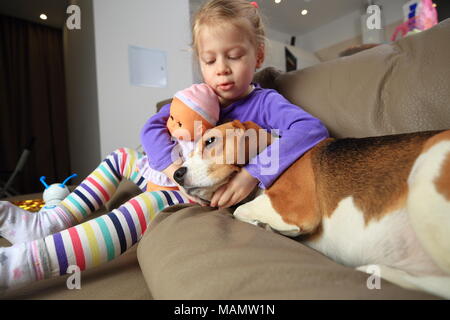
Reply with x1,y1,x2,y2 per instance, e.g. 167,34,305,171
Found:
242,121,262,132
231,119,246,130
230,120,273,165
231,120,262,132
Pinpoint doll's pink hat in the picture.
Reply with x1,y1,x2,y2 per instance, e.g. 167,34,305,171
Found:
174,83,220,126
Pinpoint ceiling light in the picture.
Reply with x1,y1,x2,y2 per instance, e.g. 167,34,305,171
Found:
301,9,308,15
39,14,47,20
275,0,281,3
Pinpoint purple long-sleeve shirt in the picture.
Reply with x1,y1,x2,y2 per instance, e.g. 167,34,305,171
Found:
140,85,329,189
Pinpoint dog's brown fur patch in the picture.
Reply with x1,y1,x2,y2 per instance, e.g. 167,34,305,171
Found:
420,130,450,201
435,152,450,201
232,120,273,164
201,121,272,166
436,152,450,201
312,131,443,225
266,148,322,234
421,130,450,154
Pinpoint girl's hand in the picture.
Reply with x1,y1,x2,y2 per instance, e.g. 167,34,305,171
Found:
210,169,258,208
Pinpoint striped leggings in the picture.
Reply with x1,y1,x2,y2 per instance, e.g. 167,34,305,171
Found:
62,147,148,223
0,148,189,293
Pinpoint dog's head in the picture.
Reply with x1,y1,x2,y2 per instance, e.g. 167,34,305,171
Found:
173,120,273,203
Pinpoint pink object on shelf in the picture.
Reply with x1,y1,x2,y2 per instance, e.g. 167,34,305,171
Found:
391,0,438,42
416,0,438,30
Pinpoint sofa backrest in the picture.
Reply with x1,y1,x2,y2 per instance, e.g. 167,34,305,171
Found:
271,18,450,138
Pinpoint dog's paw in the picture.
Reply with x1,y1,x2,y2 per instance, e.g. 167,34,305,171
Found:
233,206,258,225
234,205,301,237
277,227,301,237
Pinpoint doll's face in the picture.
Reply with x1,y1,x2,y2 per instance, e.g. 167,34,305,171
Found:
167,98,213,141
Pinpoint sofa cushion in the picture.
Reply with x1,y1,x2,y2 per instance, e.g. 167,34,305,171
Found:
275,18,450,138
137,205,437,299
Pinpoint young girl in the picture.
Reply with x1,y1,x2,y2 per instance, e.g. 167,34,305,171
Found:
142,0,329,208
0,0,328,292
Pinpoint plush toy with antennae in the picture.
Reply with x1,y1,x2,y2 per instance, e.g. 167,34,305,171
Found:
40,174,77,208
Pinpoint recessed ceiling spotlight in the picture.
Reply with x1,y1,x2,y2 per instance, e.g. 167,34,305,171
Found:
301,9,308,15
275,0,281,4
39,14,47,20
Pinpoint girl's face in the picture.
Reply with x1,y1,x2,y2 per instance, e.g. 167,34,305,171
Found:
197,22,264,107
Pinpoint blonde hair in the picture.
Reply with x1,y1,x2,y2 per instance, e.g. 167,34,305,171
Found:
192,0,266,54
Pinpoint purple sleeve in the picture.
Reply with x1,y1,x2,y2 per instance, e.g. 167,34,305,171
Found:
140,103,176,171
244,91,329,189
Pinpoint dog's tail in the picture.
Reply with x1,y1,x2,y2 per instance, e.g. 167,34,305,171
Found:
407,130,450,274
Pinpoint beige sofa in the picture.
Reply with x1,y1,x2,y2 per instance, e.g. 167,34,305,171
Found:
2,18,450,300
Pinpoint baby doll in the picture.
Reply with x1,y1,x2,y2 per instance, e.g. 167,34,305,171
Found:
0,84,219,293
137,83,220,192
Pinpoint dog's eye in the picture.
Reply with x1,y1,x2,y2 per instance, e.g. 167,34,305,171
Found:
205,137,216,147
177,121,182,127
170,115,174,120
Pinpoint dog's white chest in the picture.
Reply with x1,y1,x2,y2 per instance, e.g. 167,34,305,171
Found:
304,197,427,270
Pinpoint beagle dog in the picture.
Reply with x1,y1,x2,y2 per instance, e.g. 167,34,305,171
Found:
174,120,450,298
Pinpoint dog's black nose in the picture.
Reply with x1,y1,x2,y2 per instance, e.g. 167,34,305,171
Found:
173,167,187,185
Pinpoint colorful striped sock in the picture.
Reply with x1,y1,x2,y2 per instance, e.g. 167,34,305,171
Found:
0,148,147,244
61,148,147,223
0,190,189,293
